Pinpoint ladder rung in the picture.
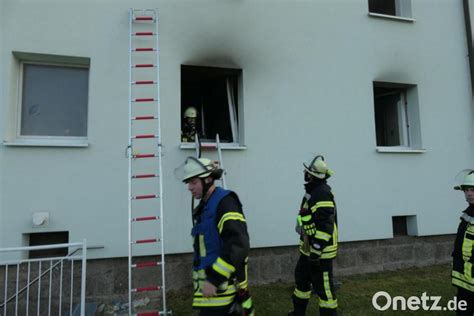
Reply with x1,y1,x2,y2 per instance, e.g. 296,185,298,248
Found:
132,286,161,293
132,154,157,159
132,134,158,139
133,64,156,68
132,80,157,85
133,32,156,36
132,174,158,179
134,16,154,21
133,48,156,52
201,143,217,149
133,238,159,244
132,216,159,222
132,261,162,269
132,98,157,103
132,116,157,121
132,194,158,200
136,312,159,316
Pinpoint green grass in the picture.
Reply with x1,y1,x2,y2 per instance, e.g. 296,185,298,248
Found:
168,264,459,315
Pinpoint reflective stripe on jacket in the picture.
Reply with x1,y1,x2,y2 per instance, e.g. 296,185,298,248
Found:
298,180,338,259
452,207,474,292
191,187,237,308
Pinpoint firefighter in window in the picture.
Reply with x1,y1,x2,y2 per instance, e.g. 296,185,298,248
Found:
182,106,198,143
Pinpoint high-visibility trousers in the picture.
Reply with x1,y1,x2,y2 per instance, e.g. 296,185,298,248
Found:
292,255,337,316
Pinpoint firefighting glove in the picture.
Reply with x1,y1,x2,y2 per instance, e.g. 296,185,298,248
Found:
298,211,316,237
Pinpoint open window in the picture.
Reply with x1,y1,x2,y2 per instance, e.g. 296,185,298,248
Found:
373,82,422,150
368,0,412,19
181,65,241,144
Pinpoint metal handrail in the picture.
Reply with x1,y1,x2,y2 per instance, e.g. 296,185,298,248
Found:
0,240,87,316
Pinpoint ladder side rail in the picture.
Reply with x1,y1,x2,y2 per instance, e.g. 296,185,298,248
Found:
128,8,134,316
216,134,227,189
154,10,168,314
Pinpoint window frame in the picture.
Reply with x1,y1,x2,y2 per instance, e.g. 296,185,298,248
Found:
368,0,415,22
180,65,245,150
372,81,425,153
4,52,91,148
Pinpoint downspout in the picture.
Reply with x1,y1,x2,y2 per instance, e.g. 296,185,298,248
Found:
463,0,474,91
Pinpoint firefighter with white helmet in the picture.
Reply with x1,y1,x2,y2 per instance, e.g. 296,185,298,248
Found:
289,155,338,316
452,169,474,314
180,157,254,316
181,106,198,142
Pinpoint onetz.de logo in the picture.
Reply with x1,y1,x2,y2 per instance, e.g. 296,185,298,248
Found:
372,291,467,312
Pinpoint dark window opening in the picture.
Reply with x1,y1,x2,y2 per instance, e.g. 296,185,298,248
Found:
369,0,396,16
392,216,408,236
27,231,69,259
181,65,240,143
373,85,408,147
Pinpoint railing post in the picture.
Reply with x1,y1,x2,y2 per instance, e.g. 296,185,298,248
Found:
80,239,86,316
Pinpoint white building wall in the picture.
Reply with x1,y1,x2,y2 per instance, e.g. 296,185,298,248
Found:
0,0,472,258
0,0,4,249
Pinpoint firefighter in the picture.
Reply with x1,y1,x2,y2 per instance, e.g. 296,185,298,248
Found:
182,106,198,142
452,170,474,315
289,155,338,316
181,157,254,316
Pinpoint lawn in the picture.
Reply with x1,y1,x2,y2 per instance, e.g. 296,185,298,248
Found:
167,264,460,315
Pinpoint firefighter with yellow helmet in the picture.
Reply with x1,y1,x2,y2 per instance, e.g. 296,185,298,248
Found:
452,169,474,314
179,157,254,316
182,106,198,142
289,155,338,316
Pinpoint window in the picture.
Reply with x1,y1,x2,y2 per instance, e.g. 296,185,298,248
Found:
392,216,408,236
181,65,241,144
368,0,412,19
392,215,418,236
373,82,422,150
8,52,90,146
27,231,69,259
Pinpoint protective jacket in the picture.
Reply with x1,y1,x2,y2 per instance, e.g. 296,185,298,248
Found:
191,187,250,309
297,180,338,260
452,205,474,292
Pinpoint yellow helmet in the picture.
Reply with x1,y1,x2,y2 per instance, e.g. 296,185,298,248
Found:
303,155,334,179
184,107,197,118
182,157,223,183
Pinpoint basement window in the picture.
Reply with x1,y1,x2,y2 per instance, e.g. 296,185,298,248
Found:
181,65,241,145
392,216,408,236
368,0,413,20
27,231,69,259
392,215,418,236
373,82,423,151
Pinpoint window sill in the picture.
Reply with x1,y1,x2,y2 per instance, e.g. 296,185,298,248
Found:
180,142,247,150
376,147,425,154
3,139,89,148
368,12,415,23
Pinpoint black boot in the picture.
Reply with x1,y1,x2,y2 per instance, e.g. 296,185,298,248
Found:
289,295,308,316
319,307,337,316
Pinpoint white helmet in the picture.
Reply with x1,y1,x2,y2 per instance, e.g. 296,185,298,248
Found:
184,107,197,119
182,157,223,183
454,169,474,190
303,155,334,179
